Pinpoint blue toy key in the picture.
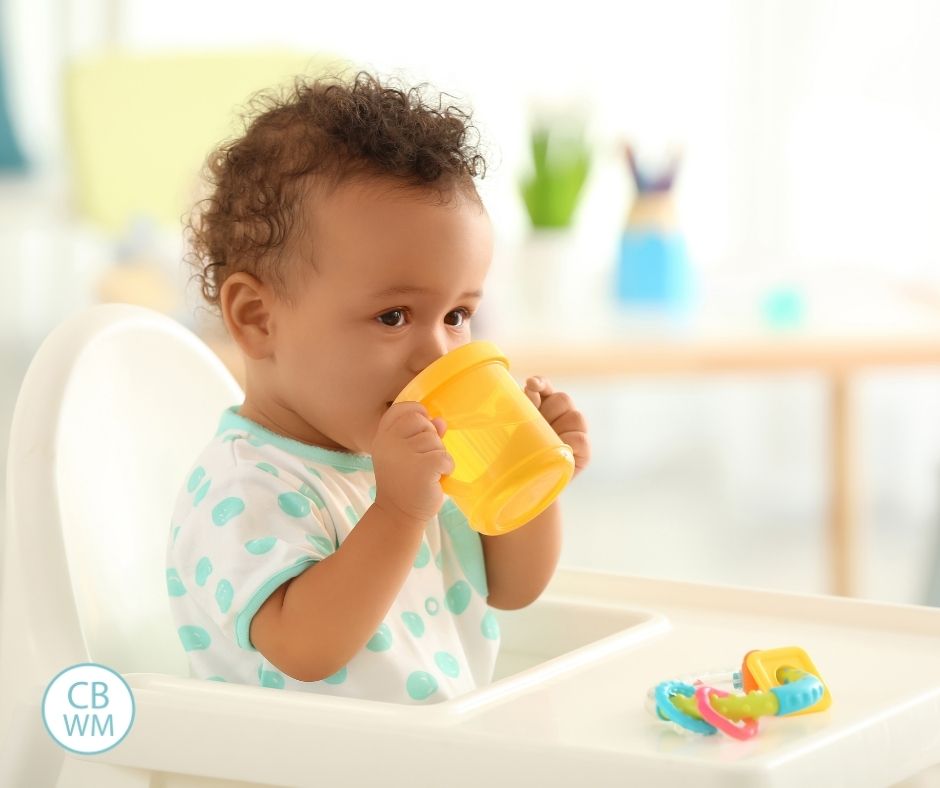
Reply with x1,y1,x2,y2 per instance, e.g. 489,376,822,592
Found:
654,681,718,735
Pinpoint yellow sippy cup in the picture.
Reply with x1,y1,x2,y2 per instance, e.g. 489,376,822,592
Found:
393,340,575,535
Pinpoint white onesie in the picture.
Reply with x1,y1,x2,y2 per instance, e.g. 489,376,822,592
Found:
166,405,500,704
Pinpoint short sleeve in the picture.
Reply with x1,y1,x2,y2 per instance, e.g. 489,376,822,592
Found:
438,499,488,599
174,462,338,651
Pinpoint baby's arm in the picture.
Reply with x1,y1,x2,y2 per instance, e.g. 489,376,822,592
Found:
250,402,454,682
482,376,590,610
251,504,425,681
481,500,562,610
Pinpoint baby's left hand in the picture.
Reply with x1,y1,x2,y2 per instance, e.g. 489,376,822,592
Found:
523,376,590,478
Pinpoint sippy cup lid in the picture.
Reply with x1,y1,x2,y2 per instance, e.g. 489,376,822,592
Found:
394,341,508,405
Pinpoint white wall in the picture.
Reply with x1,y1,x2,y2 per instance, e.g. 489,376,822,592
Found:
5,0,940,278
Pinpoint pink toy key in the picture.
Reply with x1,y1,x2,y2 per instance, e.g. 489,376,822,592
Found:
695,685,759,741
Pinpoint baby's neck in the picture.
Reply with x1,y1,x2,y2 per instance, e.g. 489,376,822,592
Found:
237,396,347,453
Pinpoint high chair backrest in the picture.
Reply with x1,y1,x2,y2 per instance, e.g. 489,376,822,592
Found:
0,304,243,710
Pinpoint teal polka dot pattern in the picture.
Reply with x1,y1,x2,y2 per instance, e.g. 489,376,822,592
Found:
445,581,471,615
178,625,211,651
166,568,186,597
413,542,430,568
299,483,326,509
305,533,335,555
215,579,234,614
187,466,205,493
481,611,500,641
406,671,438,701
193,479,211,506
439,501,489,597
366,623,393,652
195,557,213,587
245,536,277,555
212,497,245,526
278,492,310,518
323,666,347,685
260,670,285,689
401,612,425,637
168,421,503,703
434,651,460,678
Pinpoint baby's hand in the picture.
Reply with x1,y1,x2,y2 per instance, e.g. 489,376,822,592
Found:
371,402,455,526
524,376,591,478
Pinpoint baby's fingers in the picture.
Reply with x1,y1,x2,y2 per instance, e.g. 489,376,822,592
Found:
405,428,453,469
563,431,591,471
437,449,456,477
548,407,588,436
523,375,554,409
523,382,540,409
539,392,577,426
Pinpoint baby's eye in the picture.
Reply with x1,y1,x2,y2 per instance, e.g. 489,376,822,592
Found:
445,308,471,327
377,309,406,327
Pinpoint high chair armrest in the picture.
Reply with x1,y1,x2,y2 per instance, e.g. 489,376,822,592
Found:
56,673,604,787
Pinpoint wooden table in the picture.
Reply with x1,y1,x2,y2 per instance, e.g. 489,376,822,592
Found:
498,335,940,598
201,282,940,598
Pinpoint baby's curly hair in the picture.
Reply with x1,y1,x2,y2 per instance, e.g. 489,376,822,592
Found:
186,70,488,315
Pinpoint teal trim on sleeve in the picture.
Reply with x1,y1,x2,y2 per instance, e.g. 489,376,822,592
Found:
234,556,318,650
217,405,374,471
439,500,488,598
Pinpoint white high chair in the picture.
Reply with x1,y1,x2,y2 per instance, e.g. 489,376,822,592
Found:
2,303,940,788
0,303,242,785
0,303,661,786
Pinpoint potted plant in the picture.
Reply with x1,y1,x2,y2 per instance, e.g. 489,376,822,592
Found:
516,118,593,324
520,123,591,229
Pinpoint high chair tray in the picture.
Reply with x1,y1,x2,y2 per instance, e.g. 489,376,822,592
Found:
48,569,940,787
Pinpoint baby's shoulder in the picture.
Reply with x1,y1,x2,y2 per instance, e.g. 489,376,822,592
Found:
208,431,317,492
211,431,373,502
177,427,376,528
173,435,336,530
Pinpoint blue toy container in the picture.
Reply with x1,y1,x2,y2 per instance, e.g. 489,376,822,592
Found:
615,229,692,310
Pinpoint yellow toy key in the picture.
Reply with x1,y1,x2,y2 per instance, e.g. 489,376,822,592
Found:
744,646,832,715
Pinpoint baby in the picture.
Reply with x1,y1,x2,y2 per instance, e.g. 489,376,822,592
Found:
166,70,591,704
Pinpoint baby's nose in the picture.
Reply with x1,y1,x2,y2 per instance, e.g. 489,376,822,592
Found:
410,331,449,374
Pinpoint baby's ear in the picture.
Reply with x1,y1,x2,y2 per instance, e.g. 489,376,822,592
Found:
220,273,276,360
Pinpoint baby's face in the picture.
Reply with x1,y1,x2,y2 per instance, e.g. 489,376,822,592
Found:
272,178,493,454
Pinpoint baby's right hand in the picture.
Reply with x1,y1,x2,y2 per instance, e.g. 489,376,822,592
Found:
371,402,455,527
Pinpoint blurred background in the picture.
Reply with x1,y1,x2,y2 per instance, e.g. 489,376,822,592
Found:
3,0,940,605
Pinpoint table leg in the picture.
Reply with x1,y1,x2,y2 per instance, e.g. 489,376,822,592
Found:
830,371,856,596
